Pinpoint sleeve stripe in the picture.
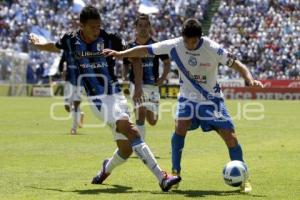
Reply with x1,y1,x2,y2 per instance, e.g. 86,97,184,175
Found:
146,45,155,55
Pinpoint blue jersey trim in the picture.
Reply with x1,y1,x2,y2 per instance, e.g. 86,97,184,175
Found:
170,47,222,104
146,45,155,56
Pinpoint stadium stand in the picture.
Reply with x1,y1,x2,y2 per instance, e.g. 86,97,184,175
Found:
0,0,209,84
209,0,300,80
0,0,299,84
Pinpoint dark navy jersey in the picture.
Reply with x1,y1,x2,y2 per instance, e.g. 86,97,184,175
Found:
55,29,124,96
58,51,81,86
123,38,169,85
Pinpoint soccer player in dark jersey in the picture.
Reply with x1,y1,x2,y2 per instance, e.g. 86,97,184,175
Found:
29,5,180,191
58,51,84,134
123,14,170,141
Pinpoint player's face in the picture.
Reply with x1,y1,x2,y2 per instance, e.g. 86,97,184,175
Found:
136,19,151,38
183,36,200,51
80,19,101,42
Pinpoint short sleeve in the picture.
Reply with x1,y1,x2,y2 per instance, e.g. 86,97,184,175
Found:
207,38,236,66
146,38,178,56
55,33,68,50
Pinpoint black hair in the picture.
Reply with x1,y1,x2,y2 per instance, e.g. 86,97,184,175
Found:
80,5,101,24
181,18,202,38
134,14,151,26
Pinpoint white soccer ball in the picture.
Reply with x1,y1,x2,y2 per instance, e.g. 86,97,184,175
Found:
222,160,248,187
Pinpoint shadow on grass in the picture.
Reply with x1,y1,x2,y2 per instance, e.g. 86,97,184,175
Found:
26,184,146,194
172,189,267,198
26,185,266,198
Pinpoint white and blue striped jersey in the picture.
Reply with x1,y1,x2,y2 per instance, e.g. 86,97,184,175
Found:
147,36,233,102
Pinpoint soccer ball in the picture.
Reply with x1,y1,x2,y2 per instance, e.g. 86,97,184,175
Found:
222,160,248,187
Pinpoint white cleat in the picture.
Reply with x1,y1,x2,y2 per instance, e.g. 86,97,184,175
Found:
78,112,85,128
70,128,77,135
240,176,252,193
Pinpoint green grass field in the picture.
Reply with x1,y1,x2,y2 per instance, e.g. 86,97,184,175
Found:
0,97,299,200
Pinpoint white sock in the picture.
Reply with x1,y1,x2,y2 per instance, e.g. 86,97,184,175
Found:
104,149,127,174
132,142,164,182
71,108,78,129
76,107,81,124
136,124,146,141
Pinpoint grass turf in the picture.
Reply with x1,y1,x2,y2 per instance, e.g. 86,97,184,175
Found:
0,97,299,200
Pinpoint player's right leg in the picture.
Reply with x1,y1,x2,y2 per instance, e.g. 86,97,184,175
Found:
116,118,181,191
64,84,77,134
73,100,84,128
171,97,196,189
171,118,191,189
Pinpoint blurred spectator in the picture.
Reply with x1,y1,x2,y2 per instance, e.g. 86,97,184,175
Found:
0,0,209,83
209,0,300,80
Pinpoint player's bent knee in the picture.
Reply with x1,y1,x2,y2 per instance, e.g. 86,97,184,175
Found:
73,101,81,110
116,119,141,141
147,118,157,126
175,127,188,136
175,120,191,136
116,140,133,159
64,105,70,112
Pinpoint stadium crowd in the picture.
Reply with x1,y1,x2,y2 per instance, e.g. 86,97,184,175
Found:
0,0,299,83
0,0,209,83
209,0,300,80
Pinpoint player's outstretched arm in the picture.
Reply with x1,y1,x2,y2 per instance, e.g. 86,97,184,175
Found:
29,34,60,53
231,60,263,88
102,45,149,59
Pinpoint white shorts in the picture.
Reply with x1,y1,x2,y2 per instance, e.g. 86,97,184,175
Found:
64,82,83,105
88,93,130,141
129,83,160,115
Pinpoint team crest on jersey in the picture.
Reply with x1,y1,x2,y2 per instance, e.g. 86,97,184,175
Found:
188,56,197,67
97,42,104,51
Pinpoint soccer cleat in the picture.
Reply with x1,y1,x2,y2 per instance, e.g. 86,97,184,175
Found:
70,128,77,135
78,112,85,128
91,159,110,184
159,171,182,192
240,176,252,193
171,170,180,189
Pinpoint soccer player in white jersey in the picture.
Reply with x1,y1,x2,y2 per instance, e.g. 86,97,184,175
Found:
29,5,181,191
102,18,264,193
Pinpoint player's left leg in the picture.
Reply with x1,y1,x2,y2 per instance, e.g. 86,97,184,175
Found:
216,128,243,161
217,129,252,193
92,139,131,184
91,94,181,191
73,100,84,128
145,87,160,126
135,105,147,141
145,106,158,126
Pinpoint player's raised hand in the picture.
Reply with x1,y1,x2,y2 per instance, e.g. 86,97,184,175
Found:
29,33,40,46
102,49,123,59
248,80,264,88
